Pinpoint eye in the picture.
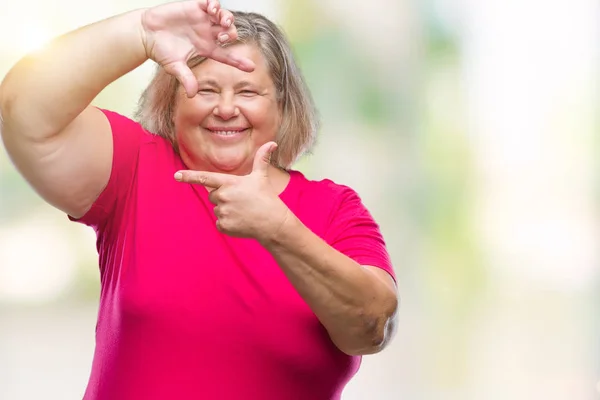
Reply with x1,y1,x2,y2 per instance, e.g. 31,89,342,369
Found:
198,88,217,94
239,90,257,96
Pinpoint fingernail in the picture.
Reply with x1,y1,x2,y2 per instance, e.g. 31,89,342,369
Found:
218,33,229,42
225,19,232,27
174,172,183,181
212,7,217,14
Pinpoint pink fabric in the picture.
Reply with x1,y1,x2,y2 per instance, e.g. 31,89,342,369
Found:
70,109,395,400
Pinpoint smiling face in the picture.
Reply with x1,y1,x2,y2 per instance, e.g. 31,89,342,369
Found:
172,44,281,175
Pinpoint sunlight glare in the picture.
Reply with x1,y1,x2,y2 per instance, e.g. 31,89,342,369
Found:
17,24,52,53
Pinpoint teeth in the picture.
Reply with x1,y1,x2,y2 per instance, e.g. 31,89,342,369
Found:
214,130,242,136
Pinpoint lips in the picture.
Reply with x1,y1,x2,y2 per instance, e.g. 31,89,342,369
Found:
203,127,251,141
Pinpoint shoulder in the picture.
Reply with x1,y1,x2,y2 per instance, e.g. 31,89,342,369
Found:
70,109,177,226
291,170,363,205
287,170,370,227
97,108,172,149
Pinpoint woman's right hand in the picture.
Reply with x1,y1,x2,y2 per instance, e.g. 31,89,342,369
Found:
141,0,254,97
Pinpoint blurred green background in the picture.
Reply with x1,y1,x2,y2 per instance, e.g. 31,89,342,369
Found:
1,0,599,399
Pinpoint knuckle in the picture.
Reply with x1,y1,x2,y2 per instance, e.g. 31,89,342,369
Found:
208,193,218,204
217,190,228,202
227,30,238,41
217,219,229,233
210,189,224,202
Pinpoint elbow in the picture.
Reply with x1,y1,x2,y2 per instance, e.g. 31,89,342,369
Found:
0,81,57,143
339,294,400,356
0,98,11,142
0,68,15,110
0,84,10,128
0,78,17,138
362,298,399,355
0,54,41,125
0,63,49,141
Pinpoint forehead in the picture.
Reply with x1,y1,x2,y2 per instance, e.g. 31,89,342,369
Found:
192,43,273,85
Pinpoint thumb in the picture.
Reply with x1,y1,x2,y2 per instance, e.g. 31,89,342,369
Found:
252,141,278,176
164,61,198,98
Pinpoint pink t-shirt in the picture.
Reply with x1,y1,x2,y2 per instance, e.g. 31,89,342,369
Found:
71,109,395,400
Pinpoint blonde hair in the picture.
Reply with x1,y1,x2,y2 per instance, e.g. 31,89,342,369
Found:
134,11,319,169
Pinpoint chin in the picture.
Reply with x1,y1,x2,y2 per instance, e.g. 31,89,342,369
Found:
207,154,252,174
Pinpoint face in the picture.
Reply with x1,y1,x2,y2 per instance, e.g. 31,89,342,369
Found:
172,44,281,175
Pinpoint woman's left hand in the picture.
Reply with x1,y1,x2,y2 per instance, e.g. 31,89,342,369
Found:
174,142,290,241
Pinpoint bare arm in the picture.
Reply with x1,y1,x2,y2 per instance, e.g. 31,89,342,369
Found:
0,1,250,219
260,213,399,356
0,10,148,218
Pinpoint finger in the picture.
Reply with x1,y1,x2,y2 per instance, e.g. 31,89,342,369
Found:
218,9,234,28
198,0,220,20
252,141,278,176
174,170,235,188
207,0,220,16
213,204,231,220
164,62,198,98
208,46,255,72
215,24,238,45
208,188,221,205
215,219,224,233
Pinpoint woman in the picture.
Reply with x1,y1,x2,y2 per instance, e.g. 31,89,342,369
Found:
0,1,399,399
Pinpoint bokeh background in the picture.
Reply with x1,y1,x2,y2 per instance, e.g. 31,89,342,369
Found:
1,0,599,399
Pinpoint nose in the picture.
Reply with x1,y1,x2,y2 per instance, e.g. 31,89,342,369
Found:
213,92,239,120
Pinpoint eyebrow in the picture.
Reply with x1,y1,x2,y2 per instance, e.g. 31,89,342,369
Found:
233,81,256,90
197,79,259,89
197,79,219,87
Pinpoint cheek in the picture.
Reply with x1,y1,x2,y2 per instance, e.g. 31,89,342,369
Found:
242,101,280,130
175,97,216,123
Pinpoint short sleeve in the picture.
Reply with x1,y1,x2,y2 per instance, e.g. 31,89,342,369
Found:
68,108,145,231
324,185,396,282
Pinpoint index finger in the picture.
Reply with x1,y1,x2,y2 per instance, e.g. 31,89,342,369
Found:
174,170,236,188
